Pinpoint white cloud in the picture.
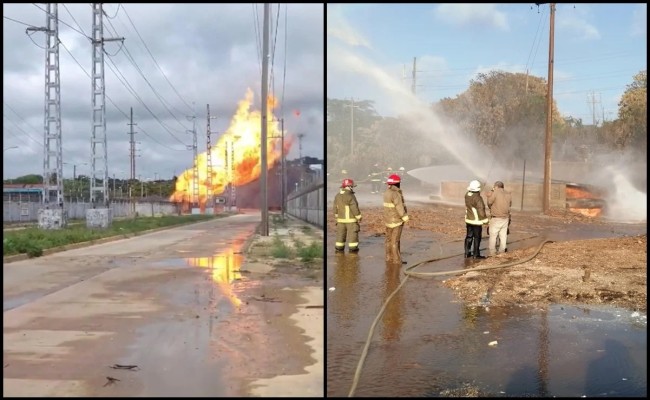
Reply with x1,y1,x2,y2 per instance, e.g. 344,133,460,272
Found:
557,6,600,40
631,4,647,37
433,4,509,31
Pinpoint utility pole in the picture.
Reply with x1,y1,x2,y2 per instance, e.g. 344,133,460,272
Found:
206,104,216,212
412,56,417,95
260,3,270,236
90,3,123,211
542,3,555,215
29,4,64,226
281,118,286,218
128,107,137,216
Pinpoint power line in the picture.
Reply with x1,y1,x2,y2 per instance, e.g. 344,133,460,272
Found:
3,15,38,28
31,3,91,40
121,5,193,113
2,114,43,147
281,4,288,119
252,4,262,76
99,14,189,134
57,39,187,152
62,4,87,36
270,4,281,99
3,103,44,146
104,53,188,145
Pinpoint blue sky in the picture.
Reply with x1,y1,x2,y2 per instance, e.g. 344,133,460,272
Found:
327,3,647,124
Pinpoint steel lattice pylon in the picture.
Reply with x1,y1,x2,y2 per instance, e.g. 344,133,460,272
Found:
42,4,63,207
90,3,109,206
206,104,214,210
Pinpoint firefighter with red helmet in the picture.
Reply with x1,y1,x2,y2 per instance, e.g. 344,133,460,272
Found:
333,178,362,252
383,173,409,263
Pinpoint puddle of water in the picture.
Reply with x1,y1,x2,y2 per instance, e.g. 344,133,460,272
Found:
3,292,45,312
327,232,647,397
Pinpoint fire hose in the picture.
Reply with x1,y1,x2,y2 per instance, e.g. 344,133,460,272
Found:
347,236,554,397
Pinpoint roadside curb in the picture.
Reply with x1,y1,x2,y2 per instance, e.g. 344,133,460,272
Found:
2,217,225,264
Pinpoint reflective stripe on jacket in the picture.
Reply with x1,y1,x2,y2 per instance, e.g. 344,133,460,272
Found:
333,188,362,223
464,191,488,225
383,185,408,228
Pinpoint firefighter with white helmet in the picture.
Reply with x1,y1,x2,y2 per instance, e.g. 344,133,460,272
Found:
464,179,489,259
333,178,362,252
383,173,409,264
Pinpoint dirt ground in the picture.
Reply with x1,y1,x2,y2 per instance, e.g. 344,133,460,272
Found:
327,204,647,313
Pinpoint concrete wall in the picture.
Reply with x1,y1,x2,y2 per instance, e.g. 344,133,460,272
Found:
37,209,67,230
3,201,179,223
440,181,566,211
286,181,324,228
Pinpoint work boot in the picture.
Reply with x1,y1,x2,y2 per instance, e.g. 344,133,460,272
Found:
349,247,359,253
335,247,344,252
464,237,473,258
472,238,485,259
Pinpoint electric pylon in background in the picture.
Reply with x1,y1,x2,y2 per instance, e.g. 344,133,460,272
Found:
206,104,216,211
28,4,64,212
89,3,123,209
186,103,199,208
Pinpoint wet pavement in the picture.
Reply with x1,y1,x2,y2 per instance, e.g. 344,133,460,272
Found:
326,195,647,397
3,210,323,397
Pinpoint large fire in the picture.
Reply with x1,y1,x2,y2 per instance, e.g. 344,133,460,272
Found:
170,88,292,206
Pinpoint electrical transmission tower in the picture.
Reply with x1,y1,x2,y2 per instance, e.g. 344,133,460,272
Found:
28,4,64,212
206,104,216,211
186,103,199,208
90,3,123,208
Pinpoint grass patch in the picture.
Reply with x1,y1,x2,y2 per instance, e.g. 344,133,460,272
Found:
3,214,217,258
296,241,323,263
270,234,293,259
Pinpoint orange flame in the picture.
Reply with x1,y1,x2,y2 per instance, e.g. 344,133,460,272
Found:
170,88,292,206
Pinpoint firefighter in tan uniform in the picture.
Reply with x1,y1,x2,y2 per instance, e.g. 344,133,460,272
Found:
383,174,409,264
333,178,362,252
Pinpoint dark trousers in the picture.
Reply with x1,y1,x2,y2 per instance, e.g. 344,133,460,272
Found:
465,223,483,258
385,224,403,263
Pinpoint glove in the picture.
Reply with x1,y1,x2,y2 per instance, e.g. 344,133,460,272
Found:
401,215,409,223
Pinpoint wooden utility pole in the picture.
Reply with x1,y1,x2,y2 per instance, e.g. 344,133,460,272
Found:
260,3,270,236
542,3,555,215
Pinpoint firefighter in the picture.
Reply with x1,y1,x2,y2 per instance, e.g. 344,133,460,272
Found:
383,167,393,184
369,163,383,194
464,179,489,259
383,173,409,264
333,178,362,252
397,167,406,183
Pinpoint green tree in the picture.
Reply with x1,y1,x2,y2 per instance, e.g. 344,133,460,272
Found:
326,98,381,176
11,174,43,184
610,70,647,151
436,70,562,164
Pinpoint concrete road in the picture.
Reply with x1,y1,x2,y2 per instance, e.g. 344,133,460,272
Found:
3,210,323,397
